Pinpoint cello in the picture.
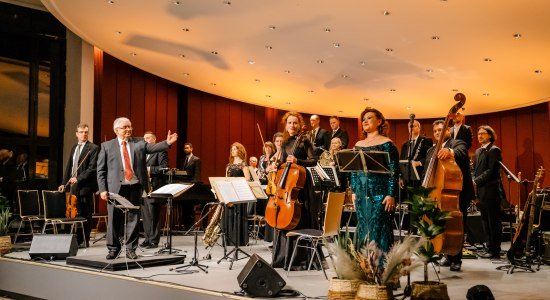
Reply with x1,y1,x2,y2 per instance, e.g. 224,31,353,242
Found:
265,128,307,230
421,93,466,255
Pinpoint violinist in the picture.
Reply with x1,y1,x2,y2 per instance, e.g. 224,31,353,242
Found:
58,124,99,247
271,112,319,270
258,141,276,184
350,107,399,264
423,120,474,272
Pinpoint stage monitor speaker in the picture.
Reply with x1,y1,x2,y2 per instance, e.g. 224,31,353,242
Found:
237,254,286,297
29,234,78,260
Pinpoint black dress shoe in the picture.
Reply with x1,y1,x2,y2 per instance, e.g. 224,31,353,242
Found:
450,262,461,272
106,250,119,260
145,243,158,249
438,257,452,267
126,250,138,259
139,241,151,248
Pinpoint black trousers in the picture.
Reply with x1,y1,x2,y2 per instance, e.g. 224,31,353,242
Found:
106,184,142,252
76,193,94,244
141,197,166,245
479,197,502,255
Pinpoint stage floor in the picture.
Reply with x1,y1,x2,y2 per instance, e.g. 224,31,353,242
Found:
1,234,550,299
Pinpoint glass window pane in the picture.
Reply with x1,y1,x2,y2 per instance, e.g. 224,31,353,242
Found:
0,57,29,136
37,65,50,137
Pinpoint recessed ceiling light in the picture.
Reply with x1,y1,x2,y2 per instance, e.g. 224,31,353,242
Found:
406,106,413,110
363,98,369,101
333,42,341,48
210,83,216,86
115,31,122,35
484,58,492,62
341,74,349,78
178,54,185,58
324,28,331,32
183,73,189,76
130,52,137,56
317,59,324,64
265,95,271,98
534,69,543,74
337,110,343,113
308,90,314,93
223,1,231,5
106,0,115,4
173,1,181,5
483,93,490,96
248,59,255,65
513,33,522,39
383,11,391,16
360,61,367,66
254,79,261,83
269,25,276,30
426,69,433,73
284,70,291,74
432,36,440,40
386,48,394,52
390,89,396,92
182,28,190,32
265,45,273,50
452,89,459,92
285,102,291,105
211,51,218,55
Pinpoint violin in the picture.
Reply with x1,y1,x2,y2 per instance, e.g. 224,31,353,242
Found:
421,93,466,255
256,123,278,196
63,148,91,218
265,127,308,230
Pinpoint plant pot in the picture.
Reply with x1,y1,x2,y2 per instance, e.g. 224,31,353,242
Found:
328,278,362,300
0,235,12,256
411,281,450,300
354,283,393,300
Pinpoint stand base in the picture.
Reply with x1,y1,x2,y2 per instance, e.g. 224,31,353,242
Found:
173,258,208,274
217,246,251,270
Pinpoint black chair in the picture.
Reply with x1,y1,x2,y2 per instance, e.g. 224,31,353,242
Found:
41,191,86,244
14,190,44,244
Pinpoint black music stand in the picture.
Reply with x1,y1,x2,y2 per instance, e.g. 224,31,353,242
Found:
335,148,390,174
101,193,143,275
149,183,194,255
307,165,340,188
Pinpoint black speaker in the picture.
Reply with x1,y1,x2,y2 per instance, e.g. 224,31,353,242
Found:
466,285,495,300
29,234,78,260
237,254,285,297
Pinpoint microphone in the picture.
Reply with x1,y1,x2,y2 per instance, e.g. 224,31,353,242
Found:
159,167,170,171
409,113,415,126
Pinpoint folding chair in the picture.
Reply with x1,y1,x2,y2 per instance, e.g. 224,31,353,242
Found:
91,193,107,242
41,191,86,244
286,192,345,279
14,190,43,244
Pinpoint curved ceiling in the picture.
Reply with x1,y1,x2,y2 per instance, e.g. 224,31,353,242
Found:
42,0,550,119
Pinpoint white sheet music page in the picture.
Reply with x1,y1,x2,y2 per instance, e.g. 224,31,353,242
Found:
231,179,256,202
150,183,194,198
216,181,239,203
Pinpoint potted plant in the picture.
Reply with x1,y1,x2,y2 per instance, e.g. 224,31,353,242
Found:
405,186,451,300
0,193,12,255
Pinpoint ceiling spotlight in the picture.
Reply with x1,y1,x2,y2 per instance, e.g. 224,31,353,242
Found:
483,93,490,96
107,0,115,4
223,1,231,5
386,48,394,52
333,42,341,48
130,52,137,56
484,58,492,62
183,73,189,76
513,33,522,38
254,79,261,83
535,69,543,74
248,59,255,65
210,83,217,86
360,61,367,66
182,28,190,32
426,69,433,73
432,36,440,40
285,102,291,105
390,89,396,92
211,51,218,55
324,28,331,32
265,95,271,98
284,70,291,74
452,89,459,92
115,31,122,35
383,11,390,16
406,106,413,110
308,90,314,93
317,59,324,64
178,54,185,58
173,1,181,5
341,74,349,78
363,98,369,101
265,45,273,50
269,25,276,30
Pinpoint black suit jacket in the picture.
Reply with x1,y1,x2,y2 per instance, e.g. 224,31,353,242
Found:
62,141,99,196
330,128,349,149
423,139,475,207
400,136,433,180
474,143,506,201
310,128,330,156
450,124,473,150
183,155,201,183
97,137,170,195
146,151,168,190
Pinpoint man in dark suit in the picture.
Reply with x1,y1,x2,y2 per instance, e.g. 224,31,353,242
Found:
329,115,349,149
139,131,168,249
423,120,474,272
182,143,201,183
309,114,330,157
473,125,505,259
400,120,432,187
97,117,177,259
450,110,473,150
58,124,98,247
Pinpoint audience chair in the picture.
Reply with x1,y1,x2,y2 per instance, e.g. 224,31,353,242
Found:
91,193,107,243
286,192,345,279
41,190,86,243
14,190,43,244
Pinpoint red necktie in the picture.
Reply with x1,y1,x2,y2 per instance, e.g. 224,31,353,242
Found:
122,141,133,181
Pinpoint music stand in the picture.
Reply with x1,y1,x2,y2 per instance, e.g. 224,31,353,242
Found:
101,193,143,274
210,177,258,270
149,183,194,255
335,149,390,174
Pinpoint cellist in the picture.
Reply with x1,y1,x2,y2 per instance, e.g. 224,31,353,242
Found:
58,123,99,247
271,111,319,270
422,120,474,272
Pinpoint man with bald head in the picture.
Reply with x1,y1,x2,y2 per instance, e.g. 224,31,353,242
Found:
97,117,178,259
309,114,330,157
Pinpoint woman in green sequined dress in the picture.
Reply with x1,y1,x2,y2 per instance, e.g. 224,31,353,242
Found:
350,107,399,255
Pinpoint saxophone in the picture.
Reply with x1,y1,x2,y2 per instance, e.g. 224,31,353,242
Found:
202,204,224,247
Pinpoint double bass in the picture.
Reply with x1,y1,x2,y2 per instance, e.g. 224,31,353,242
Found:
265,129,307,230
421,93,466,255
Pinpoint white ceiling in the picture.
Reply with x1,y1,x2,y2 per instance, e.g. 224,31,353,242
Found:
40,0,550,119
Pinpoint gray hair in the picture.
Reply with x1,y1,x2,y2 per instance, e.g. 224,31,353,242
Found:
113,117,131,131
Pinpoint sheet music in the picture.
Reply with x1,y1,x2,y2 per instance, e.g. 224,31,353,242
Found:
248,181,268,200
216,181,240,203
231,179,256,201
150,183,194,198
